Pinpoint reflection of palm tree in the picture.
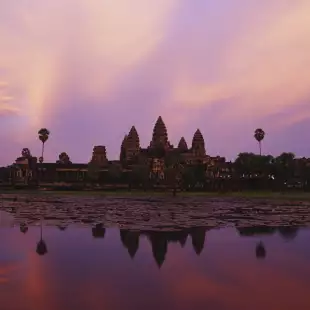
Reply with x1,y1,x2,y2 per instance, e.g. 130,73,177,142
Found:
255,242,266,259
92,223,106,238
36,219,48,256
20,223,28,234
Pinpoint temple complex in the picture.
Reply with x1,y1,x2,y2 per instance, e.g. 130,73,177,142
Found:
149,116,172,149
9,116,228,185
121,116,210,162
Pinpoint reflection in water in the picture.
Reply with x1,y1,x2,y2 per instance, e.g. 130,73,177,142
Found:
57,224,68,231
119,228,209,267
237,226,277,237
278,227,299,241
36,219,48,256
11,221,304,264
92,223,106,238
237,226,300,240
190,227,207,255
148,232,168,268
117,226,302,265
20,223,28,234
120,230,140,258
237,226,302,260
255,242,266,259
0,221,309,310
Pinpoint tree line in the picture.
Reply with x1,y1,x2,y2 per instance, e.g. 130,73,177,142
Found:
3,127,310,192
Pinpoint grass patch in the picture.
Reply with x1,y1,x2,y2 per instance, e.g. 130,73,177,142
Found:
1,188,310,200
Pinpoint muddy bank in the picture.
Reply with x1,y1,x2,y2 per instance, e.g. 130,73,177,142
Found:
0,193,309,231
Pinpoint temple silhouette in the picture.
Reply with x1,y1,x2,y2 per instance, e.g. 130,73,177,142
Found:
8,116,228,186
119,227,209,268
3,115,310,191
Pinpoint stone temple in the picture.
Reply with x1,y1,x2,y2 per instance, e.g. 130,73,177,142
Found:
10,116,227,184
121,116,213,164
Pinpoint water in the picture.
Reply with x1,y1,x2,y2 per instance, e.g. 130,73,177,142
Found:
0,220,310,310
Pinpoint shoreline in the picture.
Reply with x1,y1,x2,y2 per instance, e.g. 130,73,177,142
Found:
1,191,310,231
1,189,310,201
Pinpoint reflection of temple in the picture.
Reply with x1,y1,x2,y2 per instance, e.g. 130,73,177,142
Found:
148,232,168,268
190,227,207,255
119,227,209,268
120,230,140,258
92,223,106,238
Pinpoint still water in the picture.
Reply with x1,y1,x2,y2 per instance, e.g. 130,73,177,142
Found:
0,213,310,310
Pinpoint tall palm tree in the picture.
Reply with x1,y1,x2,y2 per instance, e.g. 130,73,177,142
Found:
38,128,50,163
254,128,265,156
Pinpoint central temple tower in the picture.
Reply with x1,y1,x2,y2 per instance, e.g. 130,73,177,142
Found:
149,116,171,149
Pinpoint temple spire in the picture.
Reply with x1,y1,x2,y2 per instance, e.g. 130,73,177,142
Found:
192,129,206,156
178,137,188,151
150,116,169,149
123,126,140,161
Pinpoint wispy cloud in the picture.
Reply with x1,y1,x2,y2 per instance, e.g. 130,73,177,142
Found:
0,0,177,127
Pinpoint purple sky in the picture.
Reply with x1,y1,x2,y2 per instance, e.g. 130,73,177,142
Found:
1,0,310,165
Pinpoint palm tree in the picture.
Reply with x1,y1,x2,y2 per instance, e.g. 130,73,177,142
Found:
21,148,31,158
38,128,50,163
56,152,72,164
254,128,265,156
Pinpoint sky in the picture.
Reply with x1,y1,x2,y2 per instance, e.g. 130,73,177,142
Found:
1,0,310,165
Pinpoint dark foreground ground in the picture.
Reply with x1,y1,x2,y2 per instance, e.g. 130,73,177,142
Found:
1,192,310,230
